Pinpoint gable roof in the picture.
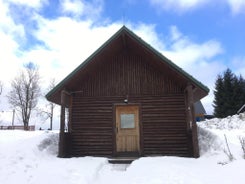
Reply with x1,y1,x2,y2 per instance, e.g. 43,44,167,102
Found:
46,26,209,104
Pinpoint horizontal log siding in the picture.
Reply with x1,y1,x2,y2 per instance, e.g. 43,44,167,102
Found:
70,95,190,157
69,51,190,157
140,96,189,157
71,98,114,156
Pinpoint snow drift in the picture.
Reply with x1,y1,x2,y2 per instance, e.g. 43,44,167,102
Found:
0,113,245,184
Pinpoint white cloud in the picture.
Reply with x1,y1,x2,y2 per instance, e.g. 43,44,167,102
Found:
0,0,25,37
128,23,166,50
150,0,245,14
31,15,121,85
0,4,224,115
0,0,108,88
169,26,182,41
60,0,104,19
0,0,25,84
227,0,245,15
6,0,47,9
164,26,223,69
232,56,245,75
0,0,227,116
61,0,85,16
160,26,225,114
150,0,209,12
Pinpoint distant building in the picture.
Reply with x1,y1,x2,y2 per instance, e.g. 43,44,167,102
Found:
194,101,206,121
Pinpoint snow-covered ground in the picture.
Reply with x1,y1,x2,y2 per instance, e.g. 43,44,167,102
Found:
0,114,245,184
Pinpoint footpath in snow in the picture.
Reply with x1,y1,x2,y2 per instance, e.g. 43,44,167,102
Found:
0,113,245,184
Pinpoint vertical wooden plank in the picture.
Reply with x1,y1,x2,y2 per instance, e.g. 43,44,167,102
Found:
115,105,140,153
139,104,144,156
112,104,116,156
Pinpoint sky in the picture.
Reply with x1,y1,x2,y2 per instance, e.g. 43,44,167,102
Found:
0,0,245,119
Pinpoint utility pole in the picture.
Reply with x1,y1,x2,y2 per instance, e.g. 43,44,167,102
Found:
12,109,15,128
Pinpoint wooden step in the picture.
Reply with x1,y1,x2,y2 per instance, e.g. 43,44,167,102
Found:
108,157,138,164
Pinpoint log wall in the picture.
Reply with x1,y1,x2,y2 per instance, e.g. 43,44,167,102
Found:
70,95,190,157
69,50,192,157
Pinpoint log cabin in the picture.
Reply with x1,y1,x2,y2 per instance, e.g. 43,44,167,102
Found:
46,26,209,158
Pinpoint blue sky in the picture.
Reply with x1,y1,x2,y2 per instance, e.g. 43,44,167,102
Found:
0,0,245,117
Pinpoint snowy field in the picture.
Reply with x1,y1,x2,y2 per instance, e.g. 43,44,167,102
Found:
0,114,245,184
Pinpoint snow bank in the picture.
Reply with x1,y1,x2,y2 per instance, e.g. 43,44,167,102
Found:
198,113,245,160
0,113,245,184
199,113,245,130
0,131,108,184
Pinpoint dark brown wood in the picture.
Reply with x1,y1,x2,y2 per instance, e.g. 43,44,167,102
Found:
58,90,72,157
68,95,73,132
185,85,193,130
185,85,200,158
61,51,185,98
69,95,190,157
48,27,209,158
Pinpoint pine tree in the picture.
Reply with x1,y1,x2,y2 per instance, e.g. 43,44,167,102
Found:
222,68,236,116
234,75,245,112
213,68,245,118
213,75,225,117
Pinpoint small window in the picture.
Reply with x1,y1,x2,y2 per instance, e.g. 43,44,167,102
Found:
120,114,135,128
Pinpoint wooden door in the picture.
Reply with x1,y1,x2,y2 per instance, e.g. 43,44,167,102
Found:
116,105,140,153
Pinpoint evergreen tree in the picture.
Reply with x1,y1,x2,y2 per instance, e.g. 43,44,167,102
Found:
213,75,225,117
222,68,236,116
234,75,245,112
213,68,245,118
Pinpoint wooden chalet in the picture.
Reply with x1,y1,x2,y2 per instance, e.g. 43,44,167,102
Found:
46,26,209,158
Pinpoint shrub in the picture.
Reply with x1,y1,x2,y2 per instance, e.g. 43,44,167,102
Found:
223,134,235,161
239,136,245,159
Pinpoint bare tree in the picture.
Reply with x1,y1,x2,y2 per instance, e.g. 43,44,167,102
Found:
38,78,57,130
239,136,245,159
7,62,41,130
45,79,56,130
223,134,235,162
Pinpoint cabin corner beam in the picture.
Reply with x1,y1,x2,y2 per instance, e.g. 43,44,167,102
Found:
58,90,71,158
185,84,200,158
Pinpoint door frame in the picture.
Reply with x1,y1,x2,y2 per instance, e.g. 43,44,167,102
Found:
112,103,142,157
